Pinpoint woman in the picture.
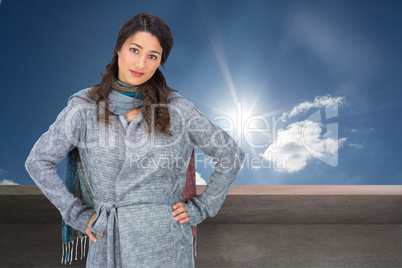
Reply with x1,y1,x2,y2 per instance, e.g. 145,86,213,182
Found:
25,13,245,268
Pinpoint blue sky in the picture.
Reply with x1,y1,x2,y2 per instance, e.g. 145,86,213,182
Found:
0,0,401,185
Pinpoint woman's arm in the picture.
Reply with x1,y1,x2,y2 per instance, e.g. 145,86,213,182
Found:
25,97,95,233
181,100,245,226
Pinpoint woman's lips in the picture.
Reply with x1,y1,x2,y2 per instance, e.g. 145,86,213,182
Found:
130,70,144,77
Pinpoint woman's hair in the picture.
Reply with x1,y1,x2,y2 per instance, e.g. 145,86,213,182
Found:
88,13,174,136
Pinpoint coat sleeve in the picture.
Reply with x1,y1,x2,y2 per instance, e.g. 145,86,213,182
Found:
25,97,95,233
181,99,245,225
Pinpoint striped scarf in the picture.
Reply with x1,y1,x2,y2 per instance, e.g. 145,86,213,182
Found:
61,79,198,264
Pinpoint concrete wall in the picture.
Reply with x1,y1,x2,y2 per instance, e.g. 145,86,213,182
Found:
0,185,401,267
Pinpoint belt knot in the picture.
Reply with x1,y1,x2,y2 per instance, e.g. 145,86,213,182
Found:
90,203,117,234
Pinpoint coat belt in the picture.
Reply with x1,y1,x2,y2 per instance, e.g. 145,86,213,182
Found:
89,194,180,268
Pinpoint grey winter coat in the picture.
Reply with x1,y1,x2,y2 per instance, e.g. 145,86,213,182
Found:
25,87,245,267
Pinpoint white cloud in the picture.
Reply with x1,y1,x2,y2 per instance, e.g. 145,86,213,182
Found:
0,179,20,185
196,171,207,185
0,169,19,185
282,95,344,120
262,120,347,172
348,143,363,149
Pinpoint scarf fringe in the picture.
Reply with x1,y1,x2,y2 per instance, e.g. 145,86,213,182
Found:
61,236,88,265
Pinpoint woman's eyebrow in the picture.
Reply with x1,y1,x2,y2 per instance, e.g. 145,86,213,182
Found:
130,43,161,55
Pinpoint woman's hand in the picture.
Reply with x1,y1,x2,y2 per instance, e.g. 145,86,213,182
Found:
172,202,190,224
85,212,105,243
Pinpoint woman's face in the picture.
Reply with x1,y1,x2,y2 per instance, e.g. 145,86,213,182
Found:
117,31,163,86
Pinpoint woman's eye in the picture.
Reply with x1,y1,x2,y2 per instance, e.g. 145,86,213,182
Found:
130,48,139,53
149,55,157,60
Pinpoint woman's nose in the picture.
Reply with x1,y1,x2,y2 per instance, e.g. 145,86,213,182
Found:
135,55,146,70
